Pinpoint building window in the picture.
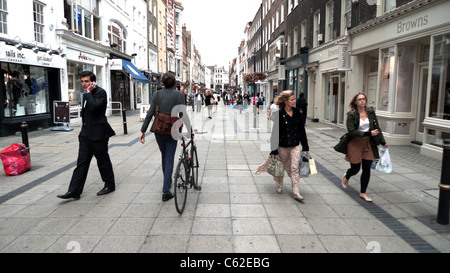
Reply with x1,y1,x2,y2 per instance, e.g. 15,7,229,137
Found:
384,0,396,13
84,10,92,39
0,0,8,34
64,0,98,40
33,1,44,43
326,1,334,42
108,21,127,53
313,11,321,47
2,63,50,117
293,27,298,55
343,0,351,29
301,20,307,47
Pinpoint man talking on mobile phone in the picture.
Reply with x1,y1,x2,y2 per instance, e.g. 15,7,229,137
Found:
58,71,116,200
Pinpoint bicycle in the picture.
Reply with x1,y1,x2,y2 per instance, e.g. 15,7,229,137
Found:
173,129,201,214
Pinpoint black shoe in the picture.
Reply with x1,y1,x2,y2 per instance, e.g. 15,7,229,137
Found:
162,192,174,202
57,192,80,200
97,186,115,196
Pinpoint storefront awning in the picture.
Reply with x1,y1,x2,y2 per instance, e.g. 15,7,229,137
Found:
122,60,150,83
110,59,150,83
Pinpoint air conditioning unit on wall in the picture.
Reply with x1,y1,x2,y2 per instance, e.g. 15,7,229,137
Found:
317,34,323,42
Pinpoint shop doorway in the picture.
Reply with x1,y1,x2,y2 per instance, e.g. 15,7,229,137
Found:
325,74,344,124
415,65,429,143
111,71,130,114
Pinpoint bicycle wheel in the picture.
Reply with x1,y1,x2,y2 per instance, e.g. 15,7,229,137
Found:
191,145,200,190
174,159,188,214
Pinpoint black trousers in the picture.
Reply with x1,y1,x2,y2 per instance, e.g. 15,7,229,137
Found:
68,136,115,195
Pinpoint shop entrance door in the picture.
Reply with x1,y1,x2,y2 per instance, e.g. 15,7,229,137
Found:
325,74,340,123
415,66,428,143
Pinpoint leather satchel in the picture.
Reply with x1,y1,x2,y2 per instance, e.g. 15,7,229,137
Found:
153,93,181,136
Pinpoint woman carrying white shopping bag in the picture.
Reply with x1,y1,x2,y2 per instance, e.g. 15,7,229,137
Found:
339,93,389,202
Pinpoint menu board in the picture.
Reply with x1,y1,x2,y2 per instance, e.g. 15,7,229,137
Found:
53,101,70,124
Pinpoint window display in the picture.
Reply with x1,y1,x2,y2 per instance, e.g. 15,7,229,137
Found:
67,62,94,106
2,63,49,117
429,33,450,120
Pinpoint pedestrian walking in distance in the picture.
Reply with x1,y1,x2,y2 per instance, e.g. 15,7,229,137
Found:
140,72,186,202
270,90,309,202
58,71,116,200
205,89,213,119
341,93,389,202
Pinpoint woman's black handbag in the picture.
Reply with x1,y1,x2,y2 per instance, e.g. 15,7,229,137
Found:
334,133,352,154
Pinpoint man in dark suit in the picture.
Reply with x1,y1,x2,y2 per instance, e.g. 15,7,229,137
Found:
58,71,116,200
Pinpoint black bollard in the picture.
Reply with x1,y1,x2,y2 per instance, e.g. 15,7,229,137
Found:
20,121,30,157
437,140,450,225
122,108,128,135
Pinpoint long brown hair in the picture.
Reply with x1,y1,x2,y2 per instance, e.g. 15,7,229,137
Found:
349,92,368,111
275,90,295,109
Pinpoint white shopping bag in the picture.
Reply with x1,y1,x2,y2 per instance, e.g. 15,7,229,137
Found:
375,148,392,173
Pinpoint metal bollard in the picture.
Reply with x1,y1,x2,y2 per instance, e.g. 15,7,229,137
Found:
437,140,450,225
20,121,30,157
122,108,128,135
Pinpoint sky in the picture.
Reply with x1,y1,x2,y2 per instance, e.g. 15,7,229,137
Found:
181,0,262,68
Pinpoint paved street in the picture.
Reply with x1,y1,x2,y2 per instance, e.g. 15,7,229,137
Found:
0,102,449,254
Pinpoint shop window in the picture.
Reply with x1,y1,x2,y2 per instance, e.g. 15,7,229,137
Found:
426,129,450,147
379,47,395,112
2,63,50,117
395,45,415,113
429,33,450,120
67,62,94,106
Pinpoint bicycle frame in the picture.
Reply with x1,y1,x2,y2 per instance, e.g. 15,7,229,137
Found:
174,129,199,214
179,131,195,186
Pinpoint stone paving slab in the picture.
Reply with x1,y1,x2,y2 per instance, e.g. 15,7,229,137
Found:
0,103,449,254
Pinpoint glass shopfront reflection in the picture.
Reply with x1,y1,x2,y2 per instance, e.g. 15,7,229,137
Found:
2,63,50,117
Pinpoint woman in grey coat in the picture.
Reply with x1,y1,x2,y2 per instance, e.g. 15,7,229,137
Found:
139,73,186,201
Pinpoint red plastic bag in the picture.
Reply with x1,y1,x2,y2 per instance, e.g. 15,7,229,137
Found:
0,143,31,176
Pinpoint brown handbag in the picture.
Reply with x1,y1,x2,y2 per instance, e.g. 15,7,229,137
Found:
153,92,182,136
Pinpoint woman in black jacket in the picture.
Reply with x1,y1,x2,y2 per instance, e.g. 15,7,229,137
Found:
342,93,389,202
270,90,309,202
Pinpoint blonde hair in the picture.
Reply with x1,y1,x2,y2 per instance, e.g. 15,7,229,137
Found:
275,90,295,109
206,90,212,96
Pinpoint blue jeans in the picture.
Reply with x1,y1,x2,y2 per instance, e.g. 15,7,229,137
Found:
155,133,178,193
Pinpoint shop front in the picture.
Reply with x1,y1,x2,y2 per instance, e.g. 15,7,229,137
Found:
281,46,309,104
0,42,64,137
308,37,349,125
63,48,108,108
349,0,450,159
109,59,150,112
144,71,162,105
